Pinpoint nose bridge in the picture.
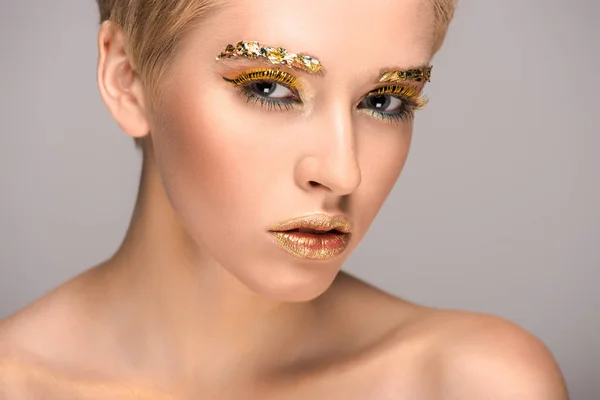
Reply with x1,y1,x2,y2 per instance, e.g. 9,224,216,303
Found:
308,100,362,194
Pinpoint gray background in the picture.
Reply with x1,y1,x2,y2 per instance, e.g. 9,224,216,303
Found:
0,0,598,398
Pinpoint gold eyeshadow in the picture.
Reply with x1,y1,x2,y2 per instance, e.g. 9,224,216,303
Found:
223,68,302,93
367,84,428,109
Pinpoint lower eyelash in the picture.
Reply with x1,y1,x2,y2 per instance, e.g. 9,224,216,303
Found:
360,96,420,124
365,107,415,123
236,86,298,112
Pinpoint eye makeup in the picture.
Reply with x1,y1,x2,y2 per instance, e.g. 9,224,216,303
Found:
367,84,428,108
216,41,323,74
360,84,428,123
223,69,301,93
222,67,429,124
223,68,302,112
378,65,433,84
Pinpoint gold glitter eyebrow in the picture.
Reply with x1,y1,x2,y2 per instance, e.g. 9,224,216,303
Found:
216,41,323,74
376,65,433,84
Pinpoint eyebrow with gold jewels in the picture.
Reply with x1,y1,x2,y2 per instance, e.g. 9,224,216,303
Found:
376,65,433,84
215,41,325,76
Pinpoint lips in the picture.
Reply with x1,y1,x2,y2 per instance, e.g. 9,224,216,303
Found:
268,214,352,234
286,228,342,234
267,214,352,260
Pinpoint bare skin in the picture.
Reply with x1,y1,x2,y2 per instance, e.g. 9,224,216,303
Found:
0,155,569,399
0,272,568,399
1,0,568,398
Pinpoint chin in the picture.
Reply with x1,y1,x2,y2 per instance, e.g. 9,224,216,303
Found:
233,259,343,303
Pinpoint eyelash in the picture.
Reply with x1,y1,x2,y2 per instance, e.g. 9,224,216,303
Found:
228,70,427,124
224,70,299,112
361,85,428,123
239,87,298,112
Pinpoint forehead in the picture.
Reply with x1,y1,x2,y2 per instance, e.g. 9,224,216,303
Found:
192,0,436,75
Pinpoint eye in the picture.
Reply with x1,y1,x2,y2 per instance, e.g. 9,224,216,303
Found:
247,81,297,100
359,94,404,113
356,85,427,124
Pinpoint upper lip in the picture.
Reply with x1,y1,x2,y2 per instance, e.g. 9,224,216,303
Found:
268,213,352,234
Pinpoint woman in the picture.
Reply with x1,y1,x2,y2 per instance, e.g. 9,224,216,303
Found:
0,0,568,398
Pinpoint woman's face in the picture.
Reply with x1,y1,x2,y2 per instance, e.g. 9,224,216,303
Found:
148,0,437,301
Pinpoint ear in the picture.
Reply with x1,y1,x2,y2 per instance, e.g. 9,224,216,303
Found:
97,21,150,138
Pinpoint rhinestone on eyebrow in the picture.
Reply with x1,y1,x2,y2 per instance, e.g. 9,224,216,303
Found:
379,66,433,83
216,41,323,74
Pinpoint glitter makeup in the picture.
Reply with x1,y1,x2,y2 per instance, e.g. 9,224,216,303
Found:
216,41,323,74
378,65,433,83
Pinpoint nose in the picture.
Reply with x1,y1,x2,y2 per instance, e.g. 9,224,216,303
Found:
294,103,362,196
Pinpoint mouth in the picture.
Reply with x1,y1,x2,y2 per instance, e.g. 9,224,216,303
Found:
284,228,344,234
267,214,352,260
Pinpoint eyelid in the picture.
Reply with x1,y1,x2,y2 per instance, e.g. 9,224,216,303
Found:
223,68,303,94
366,84,429,109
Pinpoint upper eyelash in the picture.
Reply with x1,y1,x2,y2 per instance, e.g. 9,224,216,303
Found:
366,85,428,109
224,68,302,112
224,69,301,94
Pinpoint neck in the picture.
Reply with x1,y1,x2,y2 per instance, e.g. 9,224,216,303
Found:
99,145,329,385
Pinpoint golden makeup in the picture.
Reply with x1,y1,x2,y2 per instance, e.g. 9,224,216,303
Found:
378,65,433,83
267,214,352,260
269,231,351,260
354,83,428,123
223,68,303,111
223,68,302,93
223,67,429,123
219,43,431,123
268,214,352,233
366,84,429,109
216,41,323,74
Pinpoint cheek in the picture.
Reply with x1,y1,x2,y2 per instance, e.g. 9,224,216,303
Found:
150,87,273,243
354,124,413,233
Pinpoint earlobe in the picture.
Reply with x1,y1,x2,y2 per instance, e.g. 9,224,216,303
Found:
97,21,150,139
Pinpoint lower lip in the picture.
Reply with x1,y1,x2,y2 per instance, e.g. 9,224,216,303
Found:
268,231,351,260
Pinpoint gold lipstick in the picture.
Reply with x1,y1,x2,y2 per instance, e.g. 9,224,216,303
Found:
268,214,352,260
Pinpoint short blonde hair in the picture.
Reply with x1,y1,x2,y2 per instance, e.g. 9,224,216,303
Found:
97,0,456,110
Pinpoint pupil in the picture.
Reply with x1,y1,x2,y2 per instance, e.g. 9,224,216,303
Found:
370,95,390,110
254,81,276,95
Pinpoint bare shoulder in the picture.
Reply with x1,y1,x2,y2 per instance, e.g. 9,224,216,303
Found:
0,264,117,367
0,328,50,400
0,275,172,399
0,354,26,399
316,277,568,398
0,353,70,400
0,347,175,400
0,315,62,399
387,308,569,399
